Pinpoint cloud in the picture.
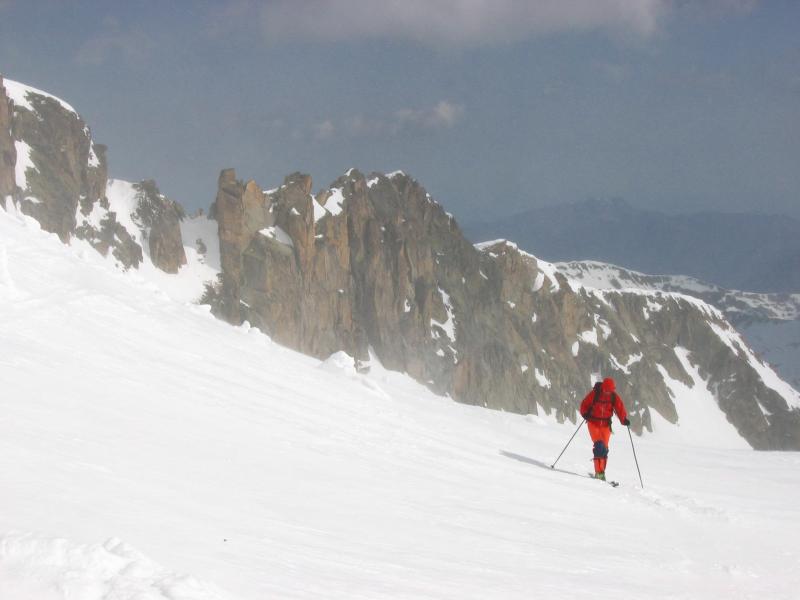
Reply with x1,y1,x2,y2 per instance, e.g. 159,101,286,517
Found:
257,0,669,45
74,17,156,66
394,101,465,130
292,100,465,143
205,0,763,47
351,100,465,137
313,119,336,141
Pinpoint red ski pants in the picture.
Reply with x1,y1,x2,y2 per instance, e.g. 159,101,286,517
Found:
587,421,612,474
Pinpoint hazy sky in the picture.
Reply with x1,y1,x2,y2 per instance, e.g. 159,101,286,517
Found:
1,0,798,221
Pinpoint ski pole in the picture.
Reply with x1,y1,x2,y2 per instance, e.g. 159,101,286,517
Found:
550,419,585,469
627,425,643,489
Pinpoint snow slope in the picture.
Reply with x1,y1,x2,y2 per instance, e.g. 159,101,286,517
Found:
81,179,219,304
2,205,800,599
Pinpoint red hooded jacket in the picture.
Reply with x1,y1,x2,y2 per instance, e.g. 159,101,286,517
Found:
580,378,628,425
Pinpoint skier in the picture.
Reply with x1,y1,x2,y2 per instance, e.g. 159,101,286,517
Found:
580,377,630,481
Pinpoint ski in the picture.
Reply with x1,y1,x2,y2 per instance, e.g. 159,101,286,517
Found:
588,473,619,487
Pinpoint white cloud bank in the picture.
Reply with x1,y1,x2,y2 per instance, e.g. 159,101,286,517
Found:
258,0,670,45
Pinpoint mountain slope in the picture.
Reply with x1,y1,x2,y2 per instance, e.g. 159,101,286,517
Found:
3,73,799,449
462,198,800,294
3,187,800,600
210,170,800,449
558,260,800,390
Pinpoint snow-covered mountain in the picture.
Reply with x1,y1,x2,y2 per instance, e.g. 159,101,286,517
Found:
3,73,800,599
558,261,800,390
3,188,800,600
2,74,800,450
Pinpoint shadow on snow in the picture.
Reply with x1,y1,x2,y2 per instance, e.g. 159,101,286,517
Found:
499,450,590,481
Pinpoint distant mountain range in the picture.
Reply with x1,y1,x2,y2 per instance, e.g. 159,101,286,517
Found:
463,199,800,294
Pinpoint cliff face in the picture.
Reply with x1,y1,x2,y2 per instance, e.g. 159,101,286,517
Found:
213,168,800,450
4,78,104,241
130,180,187,273
0,76,186,273
0,77,15,201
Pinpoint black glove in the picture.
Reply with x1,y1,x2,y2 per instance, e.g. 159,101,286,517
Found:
621,418,631,426
581,412,590,421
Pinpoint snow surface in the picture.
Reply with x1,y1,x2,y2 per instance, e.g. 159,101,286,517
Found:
1,206,800,599
534,368,551,389
103,179,146,240
312,198,329,223
577,328,599,346
323,187,345,217
83,180,219,304
708,321,800,410
2,78,78,114
609,352,642,375
431,286,457,353
259,225,294,248
13,140,35,191
740,319,800,389
655,348,751,449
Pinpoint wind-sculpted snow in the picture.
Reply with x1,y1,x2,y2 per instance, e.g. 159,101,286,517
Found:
2,203,800,598
0,534,235,600
2,78,78,115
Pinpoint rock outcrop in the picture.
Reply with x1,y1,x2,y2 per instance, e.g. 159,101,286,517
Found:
1,76,187,273
0,77,15,201
131,180,187,273
4,78,104,241
213,168,800,450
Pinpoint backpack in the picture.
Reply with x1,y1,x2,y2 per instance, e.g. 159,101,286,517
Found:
588,381,616,424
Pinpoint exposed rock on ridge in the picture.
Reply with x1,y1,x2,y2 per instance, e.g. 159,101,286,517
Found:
557,261,800,390
0,76,187,273
213,168,800,450
0,76,15,201
131,180,187,273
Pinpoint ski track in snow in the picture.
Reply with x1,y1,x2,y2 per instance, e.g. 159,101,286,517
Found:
1,207,800,599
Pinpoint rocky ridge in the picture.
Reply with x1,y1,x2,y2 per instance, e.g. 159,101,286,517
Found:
558,261,800,389
3,74,799,449
0,76,185,273
210,168,800,450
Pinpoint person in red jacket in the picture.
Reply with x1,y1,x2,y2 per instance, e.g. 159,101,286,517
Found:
580,377,630,480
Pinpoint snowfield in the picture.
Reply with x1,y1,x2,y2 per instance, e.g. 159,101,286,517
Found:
1,204,800,599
